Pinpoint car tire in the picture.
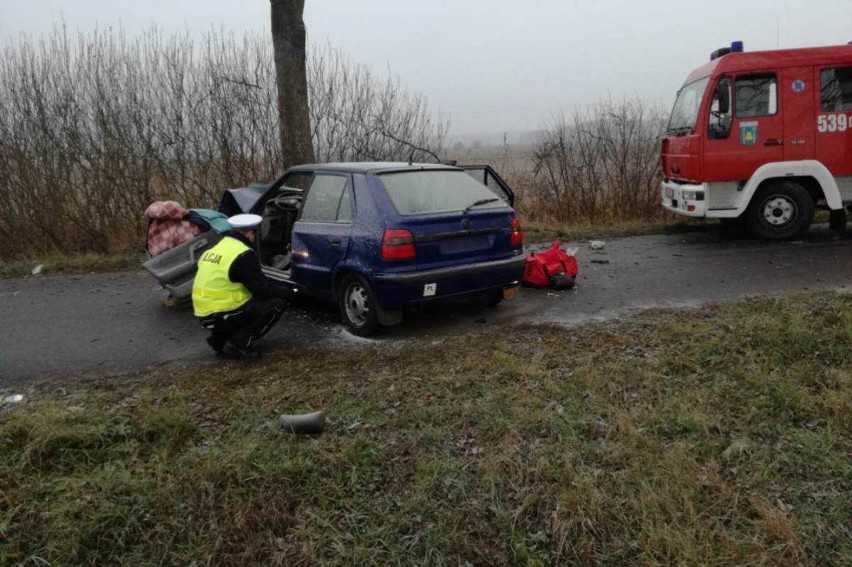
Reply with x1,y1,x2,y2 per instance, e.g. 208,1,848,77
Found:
746,181,813,241
338,273,381,337
475,289,505,307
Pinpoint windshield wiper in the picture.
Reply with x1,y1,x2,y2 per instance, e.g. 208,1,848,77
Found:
462,197,499,214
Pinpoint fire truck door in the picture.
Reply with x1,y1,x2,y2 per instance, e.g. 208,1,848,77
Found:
814,65,852,177
781,66,816,161
703,71,783,182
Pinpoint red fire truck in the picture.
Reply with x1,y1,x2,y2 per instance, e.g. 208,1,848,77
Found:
661,41,852,240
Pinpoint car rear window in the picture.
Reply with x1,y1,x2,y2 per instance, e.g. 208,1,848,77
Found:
378,170,507,215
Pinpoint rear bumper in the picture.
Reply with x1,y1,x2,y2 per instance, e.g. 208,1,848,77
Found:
372,254,526,309
661,180,707,218
374,255,525,284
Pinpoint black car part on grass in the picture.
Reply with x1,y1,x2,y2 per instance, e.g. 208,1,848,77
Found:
279,410,326,435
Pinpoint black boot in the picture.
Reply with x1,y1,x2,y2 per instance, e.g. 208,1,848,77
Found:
206,336,225,354
220,341,261,359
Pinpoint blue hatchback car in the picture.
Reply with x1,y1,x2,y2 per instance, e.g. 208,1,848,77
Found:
146,163,526,336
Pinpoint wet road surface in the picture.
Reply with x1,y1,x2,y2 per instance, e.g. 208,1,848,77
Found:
1,226,850,382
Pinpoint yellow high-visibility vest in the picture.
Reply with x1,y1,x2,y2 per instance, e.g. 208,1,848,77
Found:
192,236,253,317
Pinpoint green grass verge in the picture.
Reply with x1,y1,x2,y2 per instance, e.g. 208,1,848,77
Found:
1,293,850,565
0,251,144,279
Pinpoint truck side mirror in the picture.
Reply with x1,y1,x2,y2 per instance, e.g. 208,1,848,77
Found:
708,77,732,139
716,79,730,114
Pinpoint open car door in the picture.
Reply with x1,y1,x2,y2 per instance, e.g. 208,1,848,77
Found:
143,183,274,301
142,230,225,300
460,165,515,207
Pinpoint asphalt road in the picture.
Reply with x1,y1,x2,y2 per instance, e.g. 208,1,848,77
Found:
1,226,850,383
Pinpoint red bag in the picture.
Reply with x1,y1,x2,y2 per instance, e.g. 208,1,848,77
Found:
523,240,578,287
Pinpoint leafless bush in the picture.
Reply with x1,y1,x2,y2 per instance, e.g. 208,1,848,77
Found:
0,25,447,259
529,99,667,224
309,43,448,163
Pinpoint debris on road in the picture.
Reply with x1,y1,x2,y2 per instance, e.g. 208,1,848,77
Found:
279,410,326,435
523,240,578,289
31,265,43,275
550,272,576,289
590,259,611,264
589,240,606,250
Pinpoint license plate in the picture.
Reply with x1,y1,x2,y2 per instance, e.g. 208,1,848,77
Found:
665,187,674,199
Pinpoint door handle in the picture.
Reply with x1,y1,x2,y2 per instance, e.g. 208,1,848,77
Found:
764,138,783,146
330,238,341,246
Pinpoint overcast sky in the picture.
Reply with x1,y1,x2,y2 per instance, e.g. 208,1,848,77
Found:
2,0,850,135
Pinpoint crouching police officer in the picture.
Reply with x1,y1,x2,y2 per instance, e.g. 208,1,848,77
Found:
192,214,291,358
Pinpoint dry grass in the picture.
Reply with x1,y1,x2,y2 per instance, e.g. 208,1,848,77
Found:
0,250,143,279
522,217,719,243
1,293,850,565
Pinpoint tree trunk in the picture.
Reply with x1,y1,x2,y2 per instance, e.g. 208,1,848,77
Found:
270,0,314,167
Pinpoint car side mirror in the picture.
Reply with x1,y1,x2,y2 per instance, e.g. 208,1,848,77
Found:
717,89,730,115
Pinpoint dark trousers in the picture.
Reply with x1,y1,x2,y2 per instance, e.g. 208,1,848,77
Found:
200,298,285,351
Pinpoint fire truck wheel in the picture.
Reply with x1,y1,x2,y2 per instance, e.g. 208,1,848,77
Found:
746,181,814,241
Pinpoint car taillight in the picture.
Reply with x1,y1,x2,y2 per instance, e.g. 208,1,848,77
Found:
509,217,523,247
381,229,416,260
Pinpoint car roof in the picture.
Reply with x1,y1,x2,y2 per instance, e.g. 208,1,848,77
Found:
285,162,461,174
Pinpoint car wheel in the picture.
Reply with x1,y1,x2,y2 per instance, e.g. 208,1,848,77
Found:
338,274,381,337
475,289,505,307
746,181,813,241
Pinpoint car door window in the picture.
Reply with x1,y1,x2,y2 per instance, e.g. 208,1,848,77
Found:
300,174,351,223
336,185,353,222
820,66,852,112
735,74,777,118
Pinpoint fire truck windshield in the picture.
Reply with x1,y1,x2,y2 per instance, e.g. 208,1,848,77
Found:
667,77,710,134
